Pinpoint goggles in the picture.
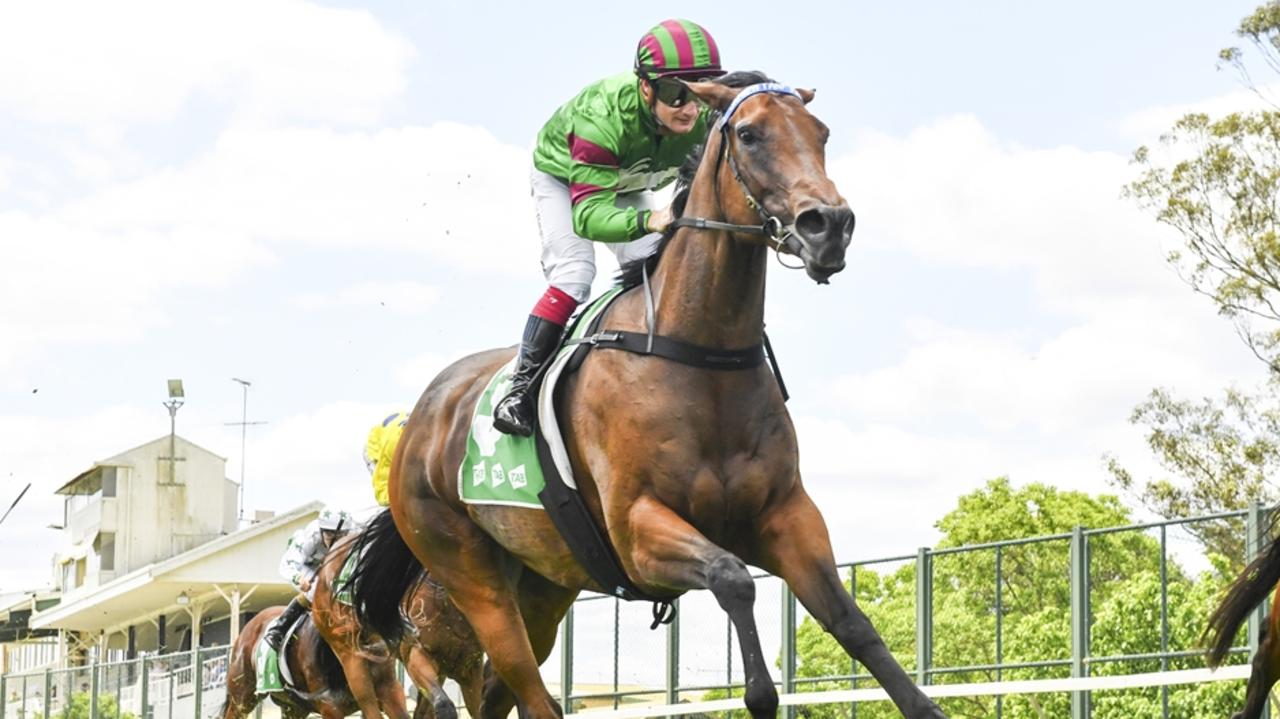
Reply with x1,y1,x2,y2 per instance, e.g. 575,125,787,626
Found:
653,78,696,108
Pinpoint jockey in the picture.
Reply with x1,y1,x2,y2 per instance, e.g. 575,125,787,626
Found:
364,411,409,507
263,508,353,652
491,19,725,436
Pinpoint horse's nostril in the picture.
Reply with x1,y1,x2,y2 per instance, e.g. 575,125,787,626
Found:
796,209,827,238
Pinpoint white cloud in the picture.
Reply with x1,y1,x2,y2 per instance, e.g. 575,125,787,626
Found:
832,115,1185,318
396,352,452,392
0,0,413,128
292,281,441,314
65,123,537,272
0,212,274,379
1118,83,1280,142
241,401,391,518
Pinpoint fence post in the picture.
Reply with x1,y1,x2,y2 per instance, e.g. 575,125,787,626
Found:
140,656,149,719
1,671,6,719
193,647,203,718
915,547,932,686
665,599,679,706
1248,501,1265,651
1070,526,1090,719
1247,501,1270,719
42,668,50,719
781,584,796,719
90,650,100,719
560,604,574,713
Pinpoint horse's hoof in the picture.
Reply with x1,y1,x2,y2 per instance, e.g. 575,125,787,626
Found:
433,697,458,719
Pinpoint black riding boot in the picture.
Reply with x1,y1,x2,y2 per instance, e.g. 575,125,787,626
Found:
265,597,308,652
492,315,565,436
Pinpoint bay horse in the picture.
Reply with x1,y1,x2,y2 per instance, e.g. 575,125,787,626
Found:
1204,522,1280,719
352,71,945,719
314,525,484,719
220,606,356,719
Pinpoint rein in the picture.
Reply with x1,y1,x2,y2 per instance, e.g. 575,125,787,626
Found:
670,82,807,270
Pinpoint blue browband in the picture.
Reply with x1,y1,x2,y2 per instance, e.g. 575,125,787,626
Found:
715,82,802,131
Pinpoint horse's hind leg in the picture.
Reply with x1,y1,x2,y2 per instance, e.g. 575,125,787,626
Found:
752,488,945,719
396,497,562,719
624,496,778,719
1236,623,1280,719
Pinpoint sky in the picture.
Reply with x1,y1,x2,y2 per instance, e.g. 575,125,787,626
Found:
0,0,1273,604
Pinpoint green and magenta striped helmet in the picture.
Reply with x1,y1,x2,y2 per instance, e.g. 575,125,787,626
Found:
634,19,724,80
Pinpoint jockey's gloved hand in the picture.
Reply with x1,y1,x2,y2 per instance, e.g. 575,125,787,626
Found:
646,204,674,233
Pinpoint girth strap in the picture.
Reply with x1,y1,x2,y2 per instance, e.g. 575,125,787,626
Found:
575,330,766,369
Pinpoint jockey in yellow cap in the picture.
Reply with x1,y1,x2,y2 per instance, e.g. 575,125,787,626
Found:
365,411,409,506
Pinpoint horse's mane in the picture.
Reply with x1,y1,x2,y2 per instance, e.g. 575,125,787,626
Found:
615,70,775,290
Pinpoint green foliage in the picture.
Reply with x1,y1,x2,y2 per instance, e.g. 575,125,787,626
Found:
1105,387,1279,563
57,692,137,719
790,479,1244,719
1127,109,1280,370
1118,1,1280,560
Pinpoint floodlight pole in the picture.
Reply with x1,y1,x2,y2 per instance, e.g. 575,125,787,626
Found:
162,398,183,484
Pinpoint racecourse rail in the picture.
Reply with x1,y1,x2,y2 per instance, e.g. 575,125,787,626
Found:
1,505,1269,719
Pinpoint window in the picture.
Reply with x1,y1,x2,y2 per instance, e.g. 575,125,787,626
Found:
97,532,115,571
101,467,116,497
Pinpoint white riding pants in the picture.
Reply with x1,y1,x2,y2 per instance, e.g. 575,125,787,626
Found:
532,168,668,304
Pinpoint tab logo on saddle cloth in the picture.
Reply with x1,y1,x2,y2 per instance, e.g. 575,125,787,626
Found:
458,359,546,508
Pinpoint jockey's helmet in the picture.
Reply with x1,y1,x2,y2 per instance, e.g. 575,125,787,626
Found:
318,509,350,532
634,20,725,81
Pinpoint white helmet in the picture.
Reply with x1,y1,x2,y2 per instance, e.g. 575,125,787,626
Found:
318,508,351,532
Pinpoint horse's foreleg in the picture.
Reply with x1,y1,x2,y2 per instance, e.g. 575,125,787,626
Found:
404,644,456,719
754,488,945,719
339,652,396,719
371,659,414,719
626,496,778,719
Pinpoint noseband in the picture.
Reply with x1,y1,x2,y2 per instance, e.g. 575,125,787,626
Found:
671,82,806,268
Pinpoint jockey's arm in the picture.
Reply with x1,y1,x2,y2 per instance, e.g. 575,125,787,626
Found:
567,118,651,242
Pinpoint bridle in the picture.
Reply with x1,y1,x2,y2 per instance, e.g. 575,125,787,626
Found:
670,82,808,270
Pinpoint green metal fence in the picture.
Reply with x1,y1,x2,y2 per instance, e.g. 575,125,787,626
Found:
1,507,1267,718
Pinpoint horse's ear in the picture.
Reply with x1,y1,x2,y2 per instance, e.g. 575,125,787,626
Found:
687,81,738,112
797,88,816,104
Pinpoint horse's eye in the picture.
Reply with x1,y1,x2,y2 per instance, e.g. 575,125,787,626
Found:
736,125,757,145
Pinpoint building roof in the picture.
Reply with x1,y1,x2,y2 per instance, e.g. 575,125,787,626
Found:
30,501,320,634
0,591,61,643
54,434,229,495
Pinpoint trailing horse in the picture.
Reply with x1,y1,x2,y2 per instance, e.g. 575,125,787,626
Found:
314,519,484,719
220,606,354,719
351,71,945,719
1204,518,1280,719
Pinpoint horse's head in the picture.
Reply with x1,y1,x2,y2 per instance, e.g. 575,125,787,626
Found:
688,78,854,283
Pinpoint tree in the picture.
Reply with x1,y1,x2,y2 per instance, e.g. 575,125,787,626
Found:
1116,1,1280,542
1105,387,1280,562
789,479,1240,719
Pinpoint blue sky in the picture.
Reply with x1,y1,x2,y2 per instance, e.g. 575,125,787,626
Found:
0,0,1271,606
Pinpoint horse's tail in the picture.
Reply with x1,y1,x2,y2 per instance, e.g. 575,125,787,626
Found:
1204,530,1280,667
344,508,424,644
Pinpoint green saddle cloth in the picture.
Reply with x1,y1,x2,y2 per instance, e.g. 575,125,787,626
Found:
458,287,623,508
253,633,286,694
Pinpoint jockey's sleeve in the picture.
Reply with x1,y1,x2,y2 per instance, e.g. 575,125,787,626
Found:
567,116,651,243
